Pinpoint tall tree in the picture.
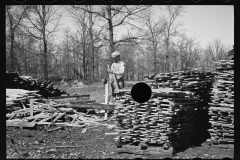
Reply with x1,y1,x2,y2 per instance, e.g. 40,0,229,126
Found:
6,5,29,72
140,8,166,75
163,5,184,73
205,39,228,71
21,5,62,81
78,5,150,57
174,34,199,71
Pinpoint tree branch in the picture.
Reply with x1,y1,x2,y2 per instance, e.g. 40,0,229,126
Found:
114,37,138,45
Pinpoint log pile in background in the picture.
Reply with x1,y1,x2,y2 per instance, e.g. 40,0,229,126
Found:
114,88,208,149
207,60,234,145
6,72,67,98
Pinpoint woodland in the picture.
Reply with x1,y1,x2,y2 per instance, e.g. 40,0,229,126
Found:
6,5,231,82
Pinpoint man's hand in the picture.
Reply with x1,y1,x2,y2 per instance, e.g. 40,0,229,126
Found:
102,78,108,84
107,69,113,74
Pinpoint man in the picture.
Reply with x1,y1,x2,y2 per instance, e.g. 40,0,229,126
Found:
107,51,125,99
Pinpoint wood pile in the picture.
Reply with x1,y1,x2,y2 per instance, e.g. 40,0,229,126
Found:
6,72,67,98
133,70,216,143
143,74,155,81
114,88,207,149
6,89,42,113
6,89,119,130
207,60,234,145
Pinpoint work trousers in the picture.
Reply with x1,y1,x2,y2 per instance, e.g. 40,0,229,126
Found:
110,75,124,97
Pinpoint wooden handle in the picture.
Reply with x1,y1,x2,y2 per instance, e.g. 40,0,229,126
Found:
108,64,119,91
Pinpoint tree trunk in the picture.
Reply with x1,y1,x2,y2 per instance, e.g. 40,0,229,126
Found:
82,27,86,80
96,51,99,78
137,66,140,81
10,32,15,72
43,39,48,81
83,50,86,80
88,6,95,82
131,69,134,81
107,5,115,57
154,54,157,75
126,67,129,81
42,5,48,81
165,39,169,73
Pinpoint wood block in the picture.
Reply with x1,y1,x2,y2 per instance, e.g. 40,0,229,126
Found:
6,120,36,128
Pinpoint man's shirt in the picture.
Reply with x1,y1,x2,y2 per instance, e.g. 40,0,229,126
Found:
111,61,125,79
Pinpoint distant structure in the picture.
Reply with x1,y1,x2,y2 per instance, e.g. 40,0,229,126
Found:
227,45,234,60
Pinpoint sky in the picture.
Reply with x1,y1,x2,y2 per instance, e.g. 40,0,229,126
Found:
57,5,234,48
179,5,234,48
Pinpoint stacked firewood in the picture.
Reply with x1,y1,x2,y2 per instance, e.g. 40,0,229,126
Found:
150,70,215,92
207,60,234,145
114,88,208,149
144,70,216,141
6,72,67,98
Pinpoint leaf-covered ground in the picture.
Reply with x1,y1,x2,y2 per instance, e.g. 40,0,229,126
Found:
6,82,234,159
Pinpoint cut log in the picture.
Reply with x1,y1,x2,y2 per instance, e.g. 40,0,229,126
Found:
36,122,87,127
37,145,89,149
6,120,36,128
70,102,124,111
58,108,73,112
47,127,63,132
51,95,90,99
212,144,234,149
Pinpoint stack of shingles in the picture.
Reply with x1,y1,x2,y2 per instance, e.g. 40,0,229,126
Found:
150,70,215,92
145,70,216,142
144,74,156,81
207,60,234,145
114,88,201,149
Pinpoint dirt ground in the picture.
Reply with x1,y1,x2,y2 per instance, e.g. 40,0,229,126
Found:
6,82,234,159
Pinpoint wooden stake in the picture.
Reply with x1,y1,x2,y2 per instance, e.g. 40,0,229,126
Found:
105,80,109,105
30,99,37,117
104,66,110,120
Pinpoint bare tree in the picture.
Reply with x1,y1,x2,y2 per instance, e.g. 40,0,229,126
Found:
209,39,227,61
6,5,29,72
115,36,138,81
174,34,199,71
140,9,166,75
76,5,150,56
21,5,62,81
163,5,184,73
205,39,228,71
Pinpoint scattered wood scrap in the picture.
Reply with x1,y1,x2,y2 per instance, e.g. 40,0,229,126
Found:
6,89,120,130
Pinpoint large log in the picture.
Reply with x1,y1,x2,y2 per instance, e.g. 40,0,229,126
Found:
51,95,90,99
69,102,124,111
6,120,36,128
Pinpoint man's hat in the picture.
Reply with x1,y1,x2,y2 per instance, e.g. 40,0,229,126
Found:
111,51,120,58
